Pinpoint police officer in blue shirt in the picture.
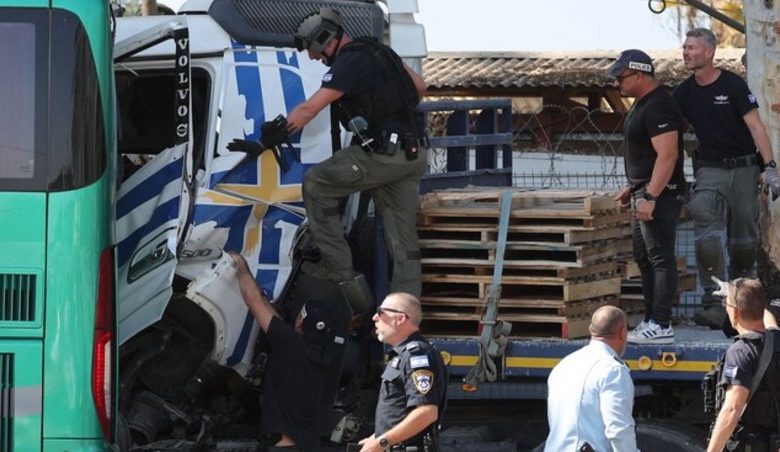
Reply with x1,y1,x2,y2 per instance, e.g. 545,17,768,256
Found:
545,306,638,452
358,293,446,452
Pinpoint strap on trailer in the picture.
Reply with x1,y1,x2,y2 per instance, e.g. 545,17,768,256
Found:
464,191,513,387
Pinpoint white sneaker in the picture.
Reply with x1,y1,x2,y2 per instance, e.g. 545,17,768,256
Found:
628,320,674,344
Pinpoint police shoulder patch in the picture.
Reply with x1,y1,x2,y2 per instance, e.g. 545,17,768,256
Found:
410,355,430,369
724,365,738,378
411,370,434,394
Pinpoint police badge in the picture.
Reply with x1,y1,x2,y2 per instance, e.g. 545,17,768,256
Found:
412,370,433,394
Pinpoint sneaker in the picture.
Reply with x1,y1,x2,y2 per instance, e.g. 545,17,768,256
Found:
632,320,650,332
627,320,674,344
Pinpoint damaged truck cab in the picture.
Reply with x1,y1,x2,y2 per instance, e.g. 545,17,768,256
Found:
113,0,425,448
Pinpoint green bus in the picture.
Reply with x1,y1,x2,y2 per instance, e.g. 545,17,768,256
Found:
0,0,116,450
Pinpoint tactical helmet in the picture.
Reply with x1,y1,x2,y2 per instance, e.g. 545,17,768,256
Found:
294,7,343,55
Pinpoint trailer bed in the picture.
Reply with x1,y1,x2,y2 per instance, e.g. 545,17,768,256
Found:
432,324,730,399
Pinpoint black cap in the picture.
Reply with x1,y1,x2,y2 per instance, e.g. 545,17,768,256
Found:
608,49,655,77
300,299,335,345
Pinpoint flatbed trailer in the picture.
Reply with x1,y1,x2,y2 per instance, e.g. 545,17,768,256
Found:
436,325,729,398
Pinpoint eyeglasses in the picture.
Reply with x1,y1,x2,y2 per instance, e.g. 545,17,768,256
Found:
614,71,639,83
376,306,408,318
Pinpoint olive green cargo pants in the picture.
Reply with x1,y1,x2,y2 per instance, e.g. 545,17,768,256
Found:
302,145,428,296
688,165,760,305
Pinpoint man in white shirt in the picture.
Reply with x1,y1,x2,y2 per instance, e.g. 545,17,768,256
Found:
544,306,638,452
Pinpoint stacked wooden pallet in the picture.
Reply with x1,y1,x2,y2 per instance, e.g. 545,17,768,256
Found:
417,188,631,339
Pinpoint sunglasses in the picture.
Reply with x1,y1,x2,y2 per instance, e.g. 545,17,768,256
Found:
614,71,639,83
376,306,408,318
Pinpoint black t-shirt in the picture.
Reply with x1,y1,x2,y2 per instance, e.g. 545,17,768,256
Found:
623,86,686,192
673,70,759,160
374,332,446,443
719,331,763,390
261,316,343,451
321,42,413,135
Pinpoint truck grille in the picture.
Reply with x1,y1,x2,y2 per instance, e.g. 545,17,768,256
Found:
0,274,36,322
210,0,383,47
0,353,12,450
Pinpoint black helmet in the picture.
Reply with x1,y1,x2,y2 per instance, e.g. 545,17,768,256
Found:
294,7,343,55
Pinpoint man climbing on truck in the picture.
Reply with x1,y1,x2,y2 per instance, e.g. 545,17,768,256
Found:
287,7,428,311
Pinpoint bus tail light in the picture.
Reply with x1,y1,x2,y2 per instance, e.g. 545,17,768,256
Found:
92,247,114,442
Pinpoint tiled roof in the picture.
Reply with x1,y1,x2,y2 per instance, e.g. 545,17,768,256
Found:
422,49,746,91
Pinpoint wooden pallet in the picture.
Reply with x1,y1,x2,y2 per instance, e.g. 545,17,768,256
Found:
420,188,620,215
419,209,630,229
421,315,593,339
418,224,632,246
422,295,618,318
421,237,632,268
419,188,630,229
422,260,618,281
422,274,621,303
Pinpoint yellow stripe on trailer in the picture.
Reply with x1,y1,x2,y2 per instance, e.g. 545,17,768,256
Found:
504,356,716,373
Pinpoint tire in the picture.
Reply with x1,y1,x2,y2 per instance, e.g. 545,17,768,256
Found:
636,419,707,452
116,413,133,452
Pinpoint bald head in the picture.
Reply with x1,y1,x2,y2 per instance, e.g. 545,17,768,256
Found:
385,292,422,326
589,306,627,337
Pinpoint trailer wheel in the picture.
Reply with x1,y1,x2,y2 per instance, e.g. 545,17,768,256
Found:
636,419,707,452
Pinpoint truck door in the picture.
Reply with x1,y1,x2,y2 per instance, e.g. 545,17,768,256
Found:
114,20,195,344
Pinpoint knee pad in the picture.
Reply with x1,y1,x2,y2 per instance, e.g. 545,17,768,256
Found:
696,234,726,288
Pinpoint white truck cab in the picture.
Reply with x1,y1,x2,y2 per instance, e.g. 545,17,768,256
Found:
113,1,426,447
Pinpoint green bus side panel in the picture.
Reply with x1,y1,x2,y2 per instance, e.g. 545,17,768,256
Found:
43,439,108,452
52,0,116,159
0,340,43,452
43,177,111,439
0,193,45,337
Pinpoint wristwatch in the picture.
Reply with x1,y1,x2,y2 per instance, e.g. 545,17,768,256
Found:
767,159,777,169
642,192,658,202
378,435,389,448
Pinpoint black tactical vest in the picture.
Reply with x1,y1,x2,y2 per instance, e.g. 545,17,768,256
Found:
712,332,780,431
335,37,420,136
741,332,780,430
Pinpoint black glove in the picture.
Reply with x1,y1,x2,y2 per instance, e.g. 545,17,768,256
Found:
226,138,264,157
260,114,290,149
